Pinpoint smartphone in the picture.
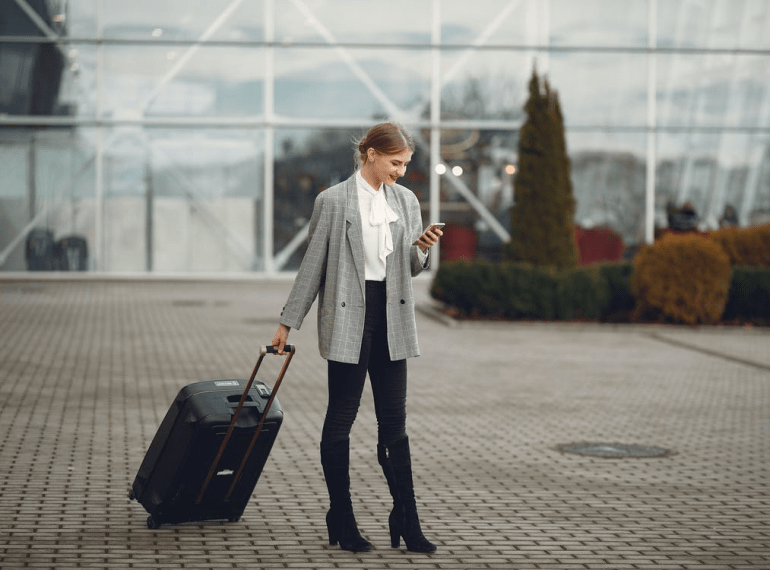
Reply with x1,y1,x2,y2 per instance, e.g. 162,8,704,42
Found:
412,223,445,245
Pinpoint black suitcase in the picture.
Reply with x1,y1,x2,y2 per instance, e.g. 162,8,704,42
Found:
130,345,294,529
56,235,89,271
25,228,56,271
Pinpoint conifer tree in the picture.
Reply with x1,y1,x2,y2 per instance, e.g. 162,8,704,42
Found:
506,68,578,269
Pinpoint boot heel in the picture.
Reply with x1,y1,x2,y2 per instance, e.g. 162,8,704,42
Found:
326,511,338,546
389,521,401,548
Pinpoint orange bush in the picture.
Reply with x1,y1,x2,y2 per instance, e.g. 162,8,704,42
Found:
632,233,732,324
708,224,770,267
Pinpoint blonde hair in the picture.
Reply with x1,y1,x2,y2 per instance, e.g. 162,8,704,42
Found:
354,122,415,168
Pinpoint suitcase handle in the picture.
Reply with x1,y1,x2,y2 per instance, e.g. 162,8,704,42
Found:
195,344,295,505
265,344,293,354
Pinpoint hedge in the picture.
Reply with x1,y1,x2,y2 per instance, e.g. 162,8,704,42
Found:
708,224,770,267
723,266,770,323
431,258,770,325
431,260,633,321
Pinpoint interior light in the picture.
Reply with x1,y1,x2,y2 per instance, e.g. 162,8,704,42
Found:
152,28,163,38
435,164,447,175
505,164,516,175
452,165,463,176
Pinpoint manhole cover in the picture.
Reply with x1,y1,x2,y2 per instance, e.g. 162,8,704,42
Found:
556,443,671,458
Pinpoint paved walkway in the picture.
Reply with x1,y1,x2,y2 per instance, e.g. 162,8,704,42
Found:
0,275,768,569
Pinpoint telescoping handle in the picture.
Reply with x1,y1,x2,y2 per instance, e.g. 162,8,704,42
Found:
195,345,295,505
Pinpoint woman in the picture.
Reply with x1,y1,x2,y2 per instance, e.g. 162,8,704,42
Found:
272,122,442,553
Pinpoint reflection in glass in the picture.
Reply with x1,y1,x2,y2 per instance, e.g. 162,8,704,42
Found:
549,52,648,127
657,0,770,50
96,127,264,272
274,48,430,119
101,0,264,42
550,0,647,47
658,53,770,128
0,128,95,271
275,0,430,46
2,0,770,274
440,50,529,121
437,129,517,261
102,46,264,118
658,131,770,229
569,131,647,245
440,0,539,46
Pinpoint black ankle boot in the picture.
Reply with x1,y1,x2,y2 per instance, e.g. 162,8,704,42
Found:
378,437,437,553
320,440,372,553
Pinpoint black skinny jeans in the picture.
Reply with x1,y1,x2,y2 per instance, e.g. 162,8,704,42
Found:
321,280,407,447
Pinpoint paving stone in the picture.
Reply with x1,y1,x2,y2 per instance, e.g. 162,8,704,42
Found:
0,277,768,569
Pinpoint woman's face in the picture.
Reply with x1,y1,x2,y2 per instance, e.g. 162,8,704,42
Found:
366,148,413,186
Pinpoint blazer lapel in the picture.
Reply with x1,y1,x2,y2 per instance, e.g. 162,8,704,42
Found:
345,176,366,296
383,184,404,284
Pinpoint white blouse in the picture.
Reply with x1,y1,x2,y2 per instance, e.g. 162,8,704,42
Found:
356,170,397,281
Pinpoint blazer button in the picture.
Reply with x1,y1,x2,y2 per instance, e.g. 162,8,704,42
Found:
400,299,405,304
341,302,346,307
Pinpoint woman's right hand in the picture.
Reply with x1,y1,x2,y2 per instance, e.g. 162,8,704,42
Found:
271,323,291,354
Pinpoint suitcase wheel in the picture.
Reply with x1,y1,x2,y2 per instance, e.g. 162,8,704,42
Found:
228,516,240,523
128,489,135,501
146,516,161,529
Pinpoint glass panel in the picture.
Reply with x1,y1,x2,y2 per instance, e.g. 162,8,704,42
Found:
0,37,87,118
438,128,517,261
101,0,264,42
274,47,430,119
657,0,770,50
440,50,530,121
0,128,95,271
60,44,97,117
550,0,648,48
102,45,264,117
658,53,770,128
273,126,361,270
440,0,542,46
275,0,430,46
549,52,648,127
66,0,99,37
442,50,649,127
98,126,264,272
657,131,770,230
568,131,648,246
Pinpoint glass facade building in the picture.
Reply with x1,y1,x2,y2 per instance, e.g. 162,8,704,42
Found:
1,0,769,273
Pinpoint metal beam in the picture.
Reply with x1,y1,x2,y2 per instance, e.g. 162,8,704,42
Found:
645,0,658,244
12,0,67,57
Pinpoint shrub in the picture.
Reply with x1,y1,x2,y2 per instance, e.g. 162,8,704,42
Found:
496,262,559,320
556,265,611,320
597,262,636,317
708,224,770,267
723,266,770,323
430,259,494,317
631,233,732,324
431,260,558,319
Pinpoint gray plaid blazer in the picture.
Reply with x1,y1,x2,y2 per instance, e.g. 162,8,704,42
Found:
279,173,429,364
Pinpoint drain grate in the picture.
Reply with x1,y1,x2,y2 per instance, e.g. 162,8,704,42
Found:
556,442,671,458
